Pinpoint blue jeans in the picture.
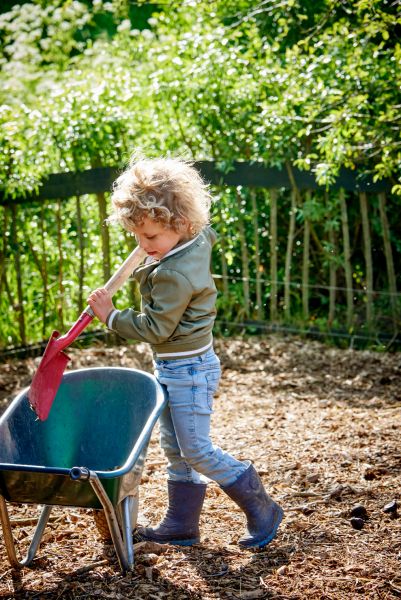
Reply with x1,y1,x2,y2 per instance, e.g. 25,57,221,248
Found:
154,348,247,487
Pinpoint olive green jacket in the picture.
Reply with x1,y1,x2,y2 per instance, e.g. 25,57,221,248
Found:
106,227,217,359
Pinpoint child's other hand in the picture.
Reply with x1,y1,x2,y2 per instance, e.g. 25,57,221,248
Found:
87,288,115,324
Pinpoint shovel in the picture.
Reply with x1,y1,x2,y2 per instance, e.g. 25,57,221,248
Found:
28,246,146,421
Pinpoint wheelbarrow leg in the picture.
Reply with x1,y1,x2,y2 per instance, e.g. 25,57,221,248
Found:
70,467,133,572
89,475,134,572
0,495,52,568
120,495,138,567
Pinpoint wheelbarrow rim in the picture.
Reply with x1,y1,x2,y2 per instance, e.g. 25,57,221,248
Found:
0,366,166,479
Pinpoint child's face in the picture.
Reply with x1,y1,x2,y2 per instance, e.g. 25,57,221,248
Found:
132,217,188,260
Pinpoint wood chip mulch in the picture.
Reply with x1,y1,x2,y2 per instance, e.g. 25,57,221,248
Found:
0,336,400,599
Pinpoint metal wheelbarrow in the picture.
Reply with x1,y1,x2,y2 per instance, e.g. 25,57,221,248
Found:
0,366,166,572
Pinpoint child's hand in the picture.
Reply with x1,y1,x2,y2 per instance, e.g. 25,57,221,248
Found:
87,288,115,324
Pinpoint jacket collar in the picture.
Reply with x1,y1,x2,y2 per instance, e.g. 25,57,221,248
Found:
163,233,200,259
143,233,200,266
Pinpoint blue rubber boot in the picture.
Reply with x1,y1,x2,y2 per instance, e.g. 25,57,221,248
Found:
136,480,206,546
222,463,283,549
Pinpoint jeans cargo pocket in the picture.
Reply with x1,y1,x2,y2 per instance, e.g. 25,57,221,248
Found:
205,370,220,410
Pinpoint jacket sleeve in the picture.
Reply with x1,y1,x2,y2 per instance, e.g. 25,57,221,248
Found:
111,268,193,343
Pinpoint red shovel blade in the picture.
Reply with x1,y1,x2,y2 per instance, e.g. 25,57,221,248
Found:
28,311,94,420
28,331,71,421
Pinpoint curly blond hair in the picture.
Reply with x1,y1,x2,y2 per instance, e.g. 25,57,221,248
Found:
108,157,213,235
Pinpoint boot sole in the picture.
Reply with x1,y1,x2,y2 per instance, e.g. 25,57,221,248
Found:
167,538,200,546
239,507,284,550
137,533,200,546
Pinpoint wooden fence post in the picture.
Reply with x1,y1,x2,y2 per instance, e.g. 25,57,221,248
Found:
235,189,250,318
269,189,278,322
250,189,263,320
339,189,354,330
302,191,311,322
284,190,297,320
378,192,399,329
359,192,374,330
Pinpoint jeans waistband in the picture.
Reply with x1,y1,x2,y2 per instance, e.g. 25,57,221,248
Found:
154,347,218,367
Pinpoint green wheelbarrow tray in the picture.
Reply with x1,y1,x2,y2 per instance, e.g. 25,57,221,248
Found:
0,367,166,572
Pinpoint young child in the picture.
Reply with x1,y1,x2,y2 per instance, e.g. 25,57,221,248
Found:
87,156,283,549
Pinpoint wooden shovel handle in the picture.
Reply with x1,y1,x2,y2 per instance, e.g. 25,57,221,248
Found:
103,245,146,297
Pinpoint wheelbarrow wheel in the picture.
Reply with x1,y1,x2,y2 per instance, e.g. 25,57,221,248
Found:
93,509,111,541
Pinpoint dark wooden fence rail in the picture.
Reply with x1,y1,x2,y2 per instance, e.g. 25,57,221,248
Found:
0,161,399,355
0,162,392,206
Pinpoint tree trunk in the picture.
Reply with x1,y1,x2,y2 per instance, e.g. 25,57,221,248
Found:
23,211,47,335
235,190,250,318
378,192,398,328
328,225,337,327
56,199,64,330
39,204,49,336
0,208,16,322
269,189,278,322
124,231,141,307
339,189,354,329
0,206,7,300
215,203,229,300
302,191,311,322
250,189,263,320
284,190,297,320
10,203,26,345
75,195,85,313
97,192,111,284
359,192,374,330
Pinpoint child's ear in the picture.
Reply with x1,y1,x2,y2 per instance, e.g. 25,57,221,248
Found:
176,217,191,233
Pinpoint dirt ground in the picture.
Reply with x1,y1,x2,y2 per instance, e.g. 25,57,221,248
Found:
0,335,400,600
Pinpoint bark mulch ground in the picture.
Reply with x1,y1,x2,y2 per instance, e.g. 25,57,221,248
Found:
0,336,400,599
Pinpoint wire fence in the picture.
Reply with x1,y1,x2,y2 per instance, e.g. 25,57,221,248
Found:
1,270,400,361
2,318,400,362
213,274,401,298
